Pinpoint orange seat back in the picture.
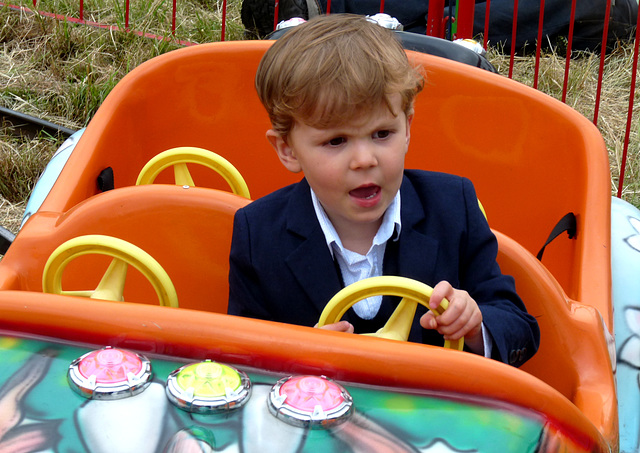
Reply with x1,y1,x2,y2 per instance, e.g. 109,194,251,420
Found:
0,185,249,312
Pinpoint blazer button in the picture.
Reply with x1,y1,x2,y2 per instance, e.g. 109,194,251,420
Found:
509,350,518,364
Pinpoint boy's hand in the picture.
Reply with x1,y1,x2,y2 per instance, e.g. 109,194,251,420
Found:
315,320,354,333
419,281,484,354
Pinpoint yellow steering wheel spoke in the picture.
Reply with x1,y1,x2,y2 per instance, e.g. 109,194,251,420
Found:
318,276,464,351
42,235,179,308
136,147,251,198
173,162,196,187
373,297,418,341
91,257,129,301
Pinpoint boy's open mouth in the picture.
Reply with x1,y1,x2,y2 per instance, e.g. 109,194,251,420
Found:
349,185,380,200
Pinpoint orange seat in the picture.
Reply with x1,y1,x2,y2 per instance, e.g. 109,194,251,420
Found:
0,189,616,448
0,185,250,312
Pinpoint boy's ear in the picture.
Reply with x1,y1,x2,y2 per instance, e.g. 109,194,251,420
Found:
405,113,414,148
266,129,302,173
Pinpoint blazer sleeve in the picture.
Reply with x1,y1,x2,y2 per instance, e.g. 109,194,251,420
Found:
227,208,274,320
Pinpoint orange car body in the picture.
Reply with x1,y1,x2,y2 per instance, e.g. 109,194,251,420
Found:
0,40,617,451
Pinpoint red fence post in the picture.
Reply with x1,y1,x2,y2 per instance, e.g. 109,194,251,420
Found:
455,0,475,39
561,0,577,102
533,0,545,89
617,3,640,198
482,0,491,48
171,0,176,35
427,0,445,37
593,0,612,126
508,0,519,78
273,0,279,31
125,0,130,31
221,0,227,41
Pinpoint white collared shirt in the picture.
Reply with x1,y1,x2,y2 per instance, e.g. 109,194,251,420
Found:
311,189,400,319
310,188,492,357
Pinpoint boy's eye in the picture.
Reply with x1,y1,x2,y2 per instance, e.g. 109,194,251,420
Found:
374,130,391,139
327,137,346,146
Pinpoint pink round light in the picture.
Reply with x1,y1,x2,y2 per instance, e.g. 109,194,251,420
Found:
78,348,143,384
279,376,345,412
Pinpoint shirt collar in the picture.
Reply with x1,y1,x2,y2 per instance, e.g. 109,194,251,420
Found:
311,188,402,257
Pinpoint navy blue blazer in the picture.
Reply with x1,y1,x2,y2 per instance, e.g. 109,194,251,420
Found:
228,170,540,367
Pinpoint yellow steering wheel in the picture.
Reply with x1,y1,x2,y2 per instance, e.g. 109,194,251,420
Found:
42,235,179,308
136,147,251,198
318,276,464,350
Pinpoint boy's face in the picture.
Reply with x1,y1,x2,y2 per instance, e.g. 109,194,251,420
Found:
268,94,412,237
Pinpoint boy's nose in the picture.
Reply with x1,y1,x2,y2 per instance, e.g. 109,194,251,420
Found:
349,142,378,169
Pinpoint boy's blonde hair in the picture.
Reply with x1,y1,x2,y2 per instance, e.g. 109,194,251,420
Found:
255,14,424,137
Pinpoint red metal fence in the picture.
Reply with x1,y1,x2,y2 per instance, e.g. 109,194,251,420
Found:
1,0,638,197
441,0,639,199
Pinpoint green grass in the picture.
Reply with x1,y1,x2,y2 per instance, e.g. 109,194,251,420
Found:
1,3,639,224
4,0,244,43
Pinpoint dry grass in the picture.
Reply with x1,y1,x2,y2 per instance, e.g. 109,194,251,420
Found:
0,131,60,202
489,44,640,206
1,6,639,235
0,6,192,232
0,197,24,233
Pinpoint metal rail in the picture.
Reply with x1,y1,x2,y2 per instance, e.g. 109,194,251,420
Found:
0,106,77,139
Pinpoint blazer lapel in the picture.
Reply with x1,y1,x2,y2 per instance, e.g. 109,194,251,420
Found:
393,176,440,286
283,180,344,314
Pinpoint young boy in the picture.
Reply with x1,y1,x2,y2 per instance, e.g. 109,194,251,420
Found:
228,14,540,366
